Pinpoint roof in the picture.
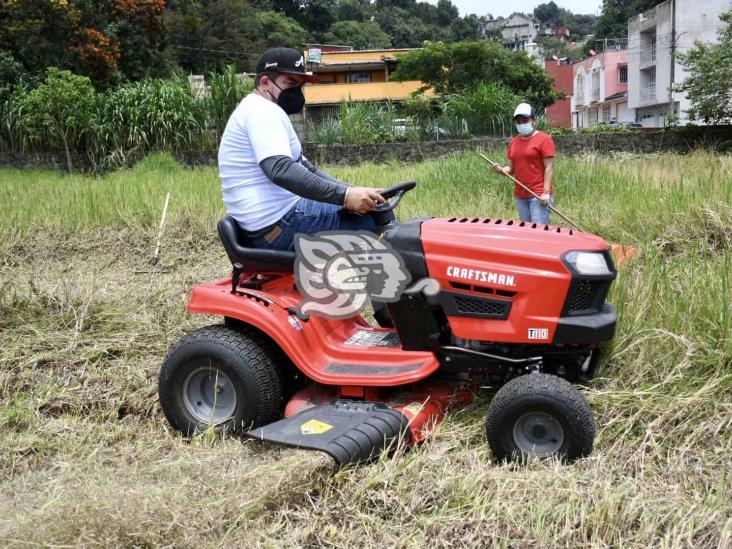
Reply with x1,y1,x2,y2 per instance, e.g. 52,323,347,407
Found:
605,91,628,101
304,81,433,106
306,49,415,66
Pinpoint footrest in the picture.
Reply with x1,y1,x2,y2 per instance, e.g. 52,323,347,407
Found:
246,400,410,465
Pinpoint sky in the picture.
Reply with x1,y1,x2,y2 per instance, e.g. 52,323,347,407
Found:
425,1,604,18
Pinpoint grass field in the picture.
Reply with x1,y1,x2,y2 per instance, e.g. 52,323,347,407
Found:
0,151,731,547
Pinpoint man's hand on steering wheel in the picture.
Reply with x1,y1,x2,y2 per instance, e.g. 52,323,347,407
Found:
344,187,386,214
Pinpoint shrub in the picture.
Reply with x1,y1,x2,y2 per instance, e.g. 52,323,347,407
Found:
10,68,97,171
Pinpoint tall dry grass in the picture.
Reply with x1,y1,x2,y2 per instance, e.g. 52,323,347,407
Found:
0,151,730,547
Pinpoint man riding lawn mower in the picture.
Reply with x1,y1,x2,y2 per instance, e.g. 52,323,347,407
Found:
158,180,617,465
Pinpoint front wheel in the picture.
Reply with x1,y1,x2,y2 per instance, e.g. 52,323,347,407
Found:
485,373,595,462
158,325,283,436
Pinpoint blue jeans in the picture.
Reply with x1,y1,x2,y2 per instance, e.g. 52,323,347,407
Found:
243,197,379,251
515,196,554,224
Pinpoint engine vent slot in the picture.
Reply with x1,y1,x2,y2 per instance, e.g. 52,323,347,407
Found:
454,295,507,316
449,281,471,291
440,292,512,319
445,218,572,234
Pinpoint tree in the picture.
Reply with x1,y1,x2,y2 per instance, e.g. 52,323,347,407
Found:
0,51,27,99
391,40,558,108
0,0,171,85
12,68,97,171
675,11,732,124
594,0,661,40
256,11,308,49
375,7,442,48
534,2,597,39
109,0,171,82
534,2,562,27
0,0,76,75
450,15,481,42
537,36,570,58
205,0,263,71
322,21,392,50
336,0,370,22
299,0,339,38
436,0,459,27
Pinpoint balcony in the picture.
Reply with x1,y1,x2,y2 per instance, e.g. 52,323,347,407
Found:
640,85,656,104
640,35,657,67
640,50,656,67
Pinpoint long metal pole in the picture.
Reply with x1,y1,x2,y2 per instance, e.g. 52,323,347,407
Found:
478,153,585,232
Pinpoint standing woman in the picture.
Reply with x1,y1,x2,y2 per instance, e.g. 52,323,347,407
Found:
492,103,556,224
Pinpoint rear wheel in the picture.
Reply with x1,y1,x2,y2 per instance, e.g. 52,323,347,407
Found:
158,325,283,436
485,373,595,462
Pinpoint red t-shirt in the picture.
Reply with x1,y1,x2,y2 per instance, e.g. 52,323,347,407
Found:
506,131,556,198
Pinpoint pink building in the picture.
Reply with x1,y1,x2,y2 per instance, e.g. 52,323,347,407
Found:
571,50,634,129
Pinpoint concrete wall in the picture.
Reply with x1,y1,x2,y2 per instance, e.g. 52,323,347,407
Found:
4,128,731,172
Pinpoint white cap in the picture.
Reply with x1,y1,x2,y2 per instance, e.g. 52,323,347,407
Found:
513,102,536,119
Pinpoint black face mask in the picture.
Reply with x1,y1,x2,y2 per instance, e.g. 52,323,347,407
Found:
269,80,305,115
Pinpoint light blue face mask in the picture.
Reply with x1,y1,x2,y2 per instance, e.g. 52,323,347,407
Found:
516,122,534,136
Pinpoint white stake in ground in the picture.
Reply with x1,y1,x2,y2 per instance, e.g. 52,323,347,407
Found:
152,192,170,267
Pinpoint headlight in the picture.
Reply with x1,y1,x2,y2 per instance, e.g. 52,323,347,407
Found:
565,251,611,275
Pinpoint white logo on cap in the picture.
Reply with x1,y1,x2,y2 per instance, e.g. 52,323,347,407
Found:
265,62,278,69
295,56,304,67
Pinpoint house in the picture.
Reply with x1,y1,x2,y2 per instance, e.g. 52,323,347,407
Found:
479,12,541,52
543,58,574,128
479,14,504,36
571,50,634,129
627,0,730,127
543,25,572,44
302,48,432,122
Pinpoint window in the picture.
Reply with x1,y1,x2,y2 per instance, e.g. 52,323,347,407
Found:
618,65,628,85
603,105,611,122
591,69,600,102
589,108,598,127
576,73,584,105
347,72,371,84
650,34,657,62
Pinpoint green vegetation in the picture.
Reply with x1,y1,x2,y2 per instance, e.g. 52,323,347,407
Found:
0,151,730,545
0,65,252,171
309,82,551,144
391,41,558,108
675,10,732,125
594,0,664,41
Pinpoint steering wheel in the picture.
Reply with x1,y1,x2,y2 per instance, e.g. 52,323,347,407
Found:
373,180,417,213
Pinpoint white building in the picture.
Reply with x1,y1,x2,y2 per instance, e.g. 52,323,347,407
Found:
627,0,731,127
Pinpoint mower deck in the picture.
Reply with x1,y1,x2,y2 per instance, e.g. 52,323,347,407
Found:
246,400,410,465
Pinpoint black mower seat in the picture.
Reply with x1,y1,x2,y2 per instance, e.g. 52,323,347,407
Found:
217,216,295,273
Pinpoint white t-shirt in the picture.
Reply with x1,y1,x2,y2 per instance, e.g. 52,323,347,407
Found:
218,93,301,231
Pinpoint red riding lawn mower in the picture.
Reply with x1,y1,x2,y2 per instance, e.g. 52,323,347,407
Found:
158,181,617,465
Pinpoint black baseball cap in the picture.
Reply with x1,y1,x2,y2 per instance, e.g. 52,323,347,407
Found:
255,47,320,83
